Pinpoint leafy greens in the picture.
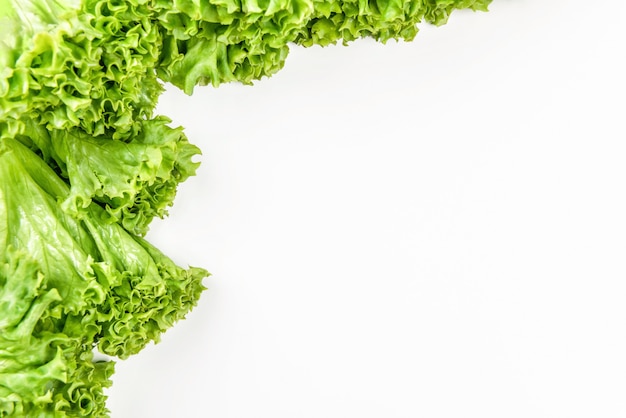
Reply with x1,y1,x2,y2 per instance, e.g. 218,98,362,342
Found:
0,0,491,415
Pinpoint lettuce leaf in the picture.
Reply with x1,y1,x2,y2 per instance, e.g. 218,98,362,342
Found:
19,116,201,236
294,0,493,46
0,137,207,415
154,0,492,93
0,0,163,140
0,0,493,415
0,250,114,416
153,0,312,93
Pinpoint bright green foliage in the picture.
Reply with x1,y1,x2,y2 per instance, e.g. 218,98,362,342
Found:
294,0,492,46
0,138,206,415
154,0,492,93
19,116,201,236
0,0,491,415
0,0,163,139
0,248,114,417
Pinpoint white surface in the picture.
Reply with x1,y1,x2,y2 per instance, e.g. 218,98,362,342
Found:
107,1,626,417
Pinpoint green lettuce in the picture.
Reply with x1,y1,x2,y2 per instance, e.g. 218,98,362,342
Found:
294,0,492,46
0,0,163,140
0,249,114,417
0,138,207,415
154,0,492,93
154,0,313,93
18,116,201,236
0,0,492,415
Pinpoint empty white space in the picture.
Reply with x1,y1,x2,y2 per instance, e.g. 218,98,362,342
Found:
108,1,626,417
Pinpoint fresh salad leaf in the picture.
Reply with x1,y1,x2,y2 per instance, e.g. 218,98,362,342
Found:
18,116,201,236
0,0,162,139
0,250,114,417
0,0,491,415
154,0,492,93
0,138,206,415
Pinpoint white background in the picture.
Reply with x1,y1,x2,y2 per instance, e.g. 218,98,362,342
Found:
108,1,626,417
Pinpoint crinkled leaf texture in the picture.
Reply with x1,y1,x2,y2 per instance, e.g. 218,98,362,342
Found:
294,0,492,46
19,116,201,236
0,0,493,415
0,0,163,140
0,138,207,416
0,250,114,417
154,0,492,93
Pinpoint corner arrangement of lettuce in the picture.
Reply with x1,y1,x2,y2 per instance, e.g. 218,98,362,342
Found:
0,0,491,415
